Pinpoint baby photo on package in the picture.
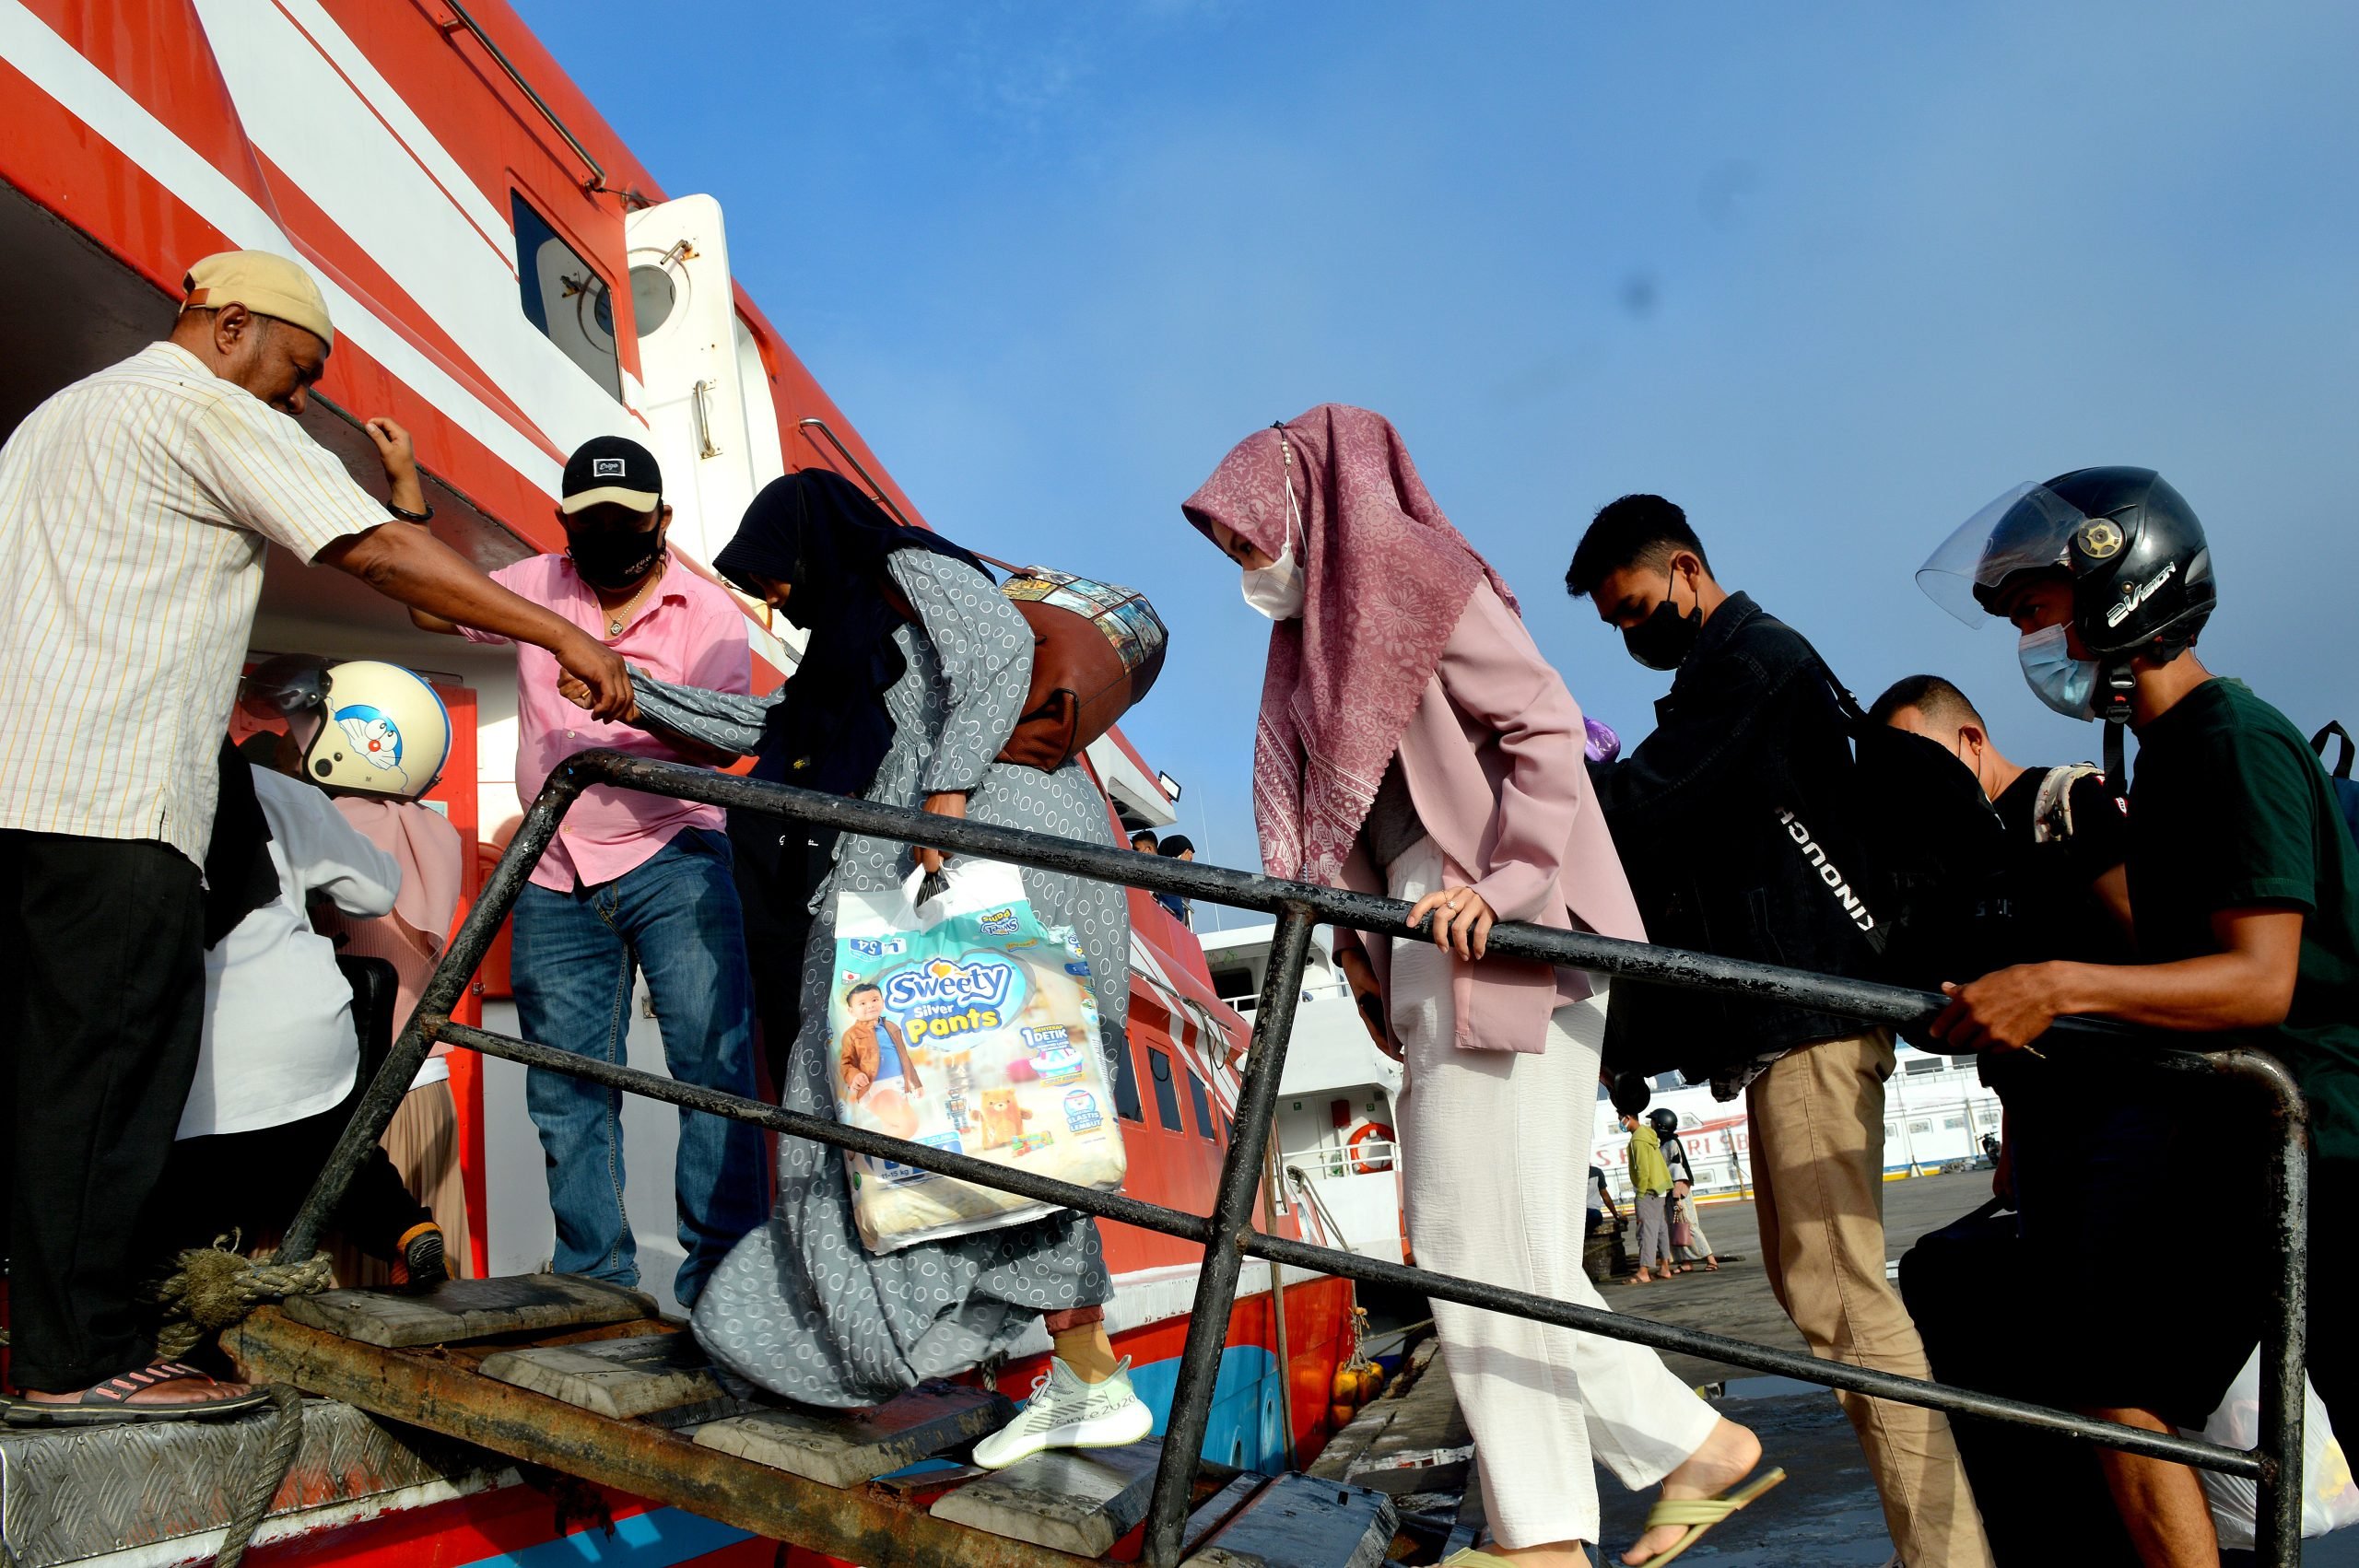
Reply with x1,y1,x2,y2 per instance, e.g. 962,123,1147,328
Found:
827,860,1128,1253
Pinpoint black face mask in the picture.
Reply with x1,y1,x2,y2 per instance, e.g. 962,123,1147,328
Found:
1622,568,1703,672
569,525,666,591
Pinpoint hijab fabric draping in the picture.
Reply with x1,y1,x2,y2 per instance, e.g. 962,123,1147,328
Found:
1182,404,1520,886
713,468,992,810
202,737,279,948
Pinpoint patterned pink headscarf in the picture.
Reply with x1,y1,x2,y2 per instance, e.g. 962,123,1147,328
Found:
1183,404,1520,886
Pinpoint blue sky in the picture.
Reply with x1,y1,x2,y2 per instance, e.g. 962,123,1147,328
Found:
523,1,2359,919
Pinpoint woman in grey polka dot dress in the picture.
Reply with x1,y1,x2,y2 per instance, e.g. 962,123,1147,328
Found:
606,472,1152,1465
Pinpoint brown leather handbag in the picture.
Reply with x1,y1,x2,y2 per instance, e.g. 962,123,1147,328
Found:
985,563,1168,772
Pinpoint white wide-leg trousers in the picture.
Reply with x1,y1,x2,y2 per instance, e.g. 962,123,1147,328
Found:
1388,837,1719,1549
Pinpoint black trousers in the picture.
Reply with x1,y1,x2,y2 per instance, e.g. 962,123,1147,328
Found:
728,812,821,1095
147,1104,431,1266
2308,1156,2358,1446
1,831,205,1392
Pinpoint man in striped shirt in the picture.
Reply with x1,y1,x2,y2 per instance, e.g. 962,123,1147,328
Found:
0,250,631,1423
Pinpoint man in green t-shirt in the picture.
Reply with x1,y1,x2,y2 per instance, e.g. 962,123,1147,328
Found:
1918,467,2359,1566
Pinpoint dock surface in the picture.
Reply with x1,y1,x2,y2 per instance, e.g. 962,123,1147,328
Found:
1332,1171,2359,1564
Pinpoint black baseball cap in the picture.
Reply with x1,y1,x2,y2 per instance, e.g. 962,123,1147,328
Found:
561,435,662,515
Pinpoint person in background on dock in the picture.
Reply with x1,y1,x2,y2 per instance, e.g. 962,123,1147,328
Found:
1921,470,2359,1567
1654,1110,1719,1272
236,653,481,1284
1184,405,1778,1568
574,469,1152,1468
0,250,629,1427
410,435,763,1309
1155,833,1196,926
1569,495,1993,1567
1130,825,1159,853
1587,1163,1620,1232
1619,1096,1676,1286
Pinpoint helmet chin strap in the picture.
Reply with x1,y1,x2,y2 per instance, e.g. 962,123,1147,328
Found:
2099,658,2136,805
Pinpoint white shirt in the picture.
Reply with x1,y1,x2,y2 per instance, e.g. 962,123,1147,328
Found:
178,767,401,1140
0,342,388,864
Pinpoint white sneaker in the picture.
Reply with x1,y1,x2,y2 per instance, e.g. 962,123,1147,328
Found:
972,1356,1155,1469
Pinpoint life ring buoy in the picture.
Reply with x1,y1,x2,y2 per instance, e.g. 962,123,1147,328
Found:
1348,1122,1395,1176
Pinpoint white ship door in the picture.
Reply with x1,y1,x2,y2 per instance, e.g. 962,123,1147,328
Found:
624,195,785,566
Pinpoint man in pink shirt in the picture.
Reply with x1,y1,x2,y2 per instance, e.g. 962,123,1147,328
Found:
410,436,761,1305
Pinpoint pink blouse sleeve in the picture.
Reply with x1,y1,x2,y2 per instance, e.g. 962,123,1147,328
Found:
1432,583,1585,923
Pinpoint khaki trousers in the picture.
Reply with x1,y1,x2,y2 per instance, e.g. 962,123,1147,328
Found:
1745,1028,1994,1568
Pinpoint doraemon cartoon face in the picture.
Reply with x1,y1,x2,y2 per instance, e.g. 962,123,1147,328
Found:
334,705,404,774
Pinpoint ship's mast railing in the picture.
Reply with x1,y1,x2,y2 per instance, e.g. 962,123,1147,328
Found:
276,751,2311,1568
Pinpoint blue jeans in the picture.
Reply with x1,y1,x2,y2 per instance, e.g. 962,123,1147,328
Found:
512,827,765,1305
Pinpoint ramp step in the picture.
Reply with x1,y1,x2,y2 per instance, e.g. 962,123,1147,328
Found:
281,1274,658,1348
930,1436,1164,1558
1182,1472,1399,1568
1184,1473,1271,1557
695,1381,1014,1488
480,1330,723,1420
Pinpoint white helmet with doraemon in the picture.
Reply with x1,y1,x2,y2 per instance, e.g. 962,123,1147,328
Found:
240,655,451,800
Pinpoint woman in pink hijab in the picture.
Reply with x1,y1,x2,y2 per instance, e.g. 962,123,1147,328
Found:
1185,406,1779,1567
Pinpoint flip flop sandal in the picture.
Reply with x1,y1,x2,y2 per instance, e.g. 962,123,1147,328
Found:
1627,1467,1788,1565
1438,1550,1518,1566
3,1362,274,1427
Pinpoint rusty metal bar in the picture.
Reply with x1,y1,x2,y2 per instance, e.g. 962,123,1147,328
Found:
1142,904,1316,1568
224,1310,1097,1568
274,763,588,1266
2234,1048,2312,1562
273,747,2308,1565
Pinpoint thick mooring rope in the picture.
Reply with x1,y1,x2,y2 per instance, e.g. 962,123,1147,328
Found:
140,1242,334,1363
213,1385,307,1568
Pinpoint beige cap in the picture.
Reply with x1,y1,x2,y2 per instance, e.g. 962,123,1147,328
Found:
180,251,334,348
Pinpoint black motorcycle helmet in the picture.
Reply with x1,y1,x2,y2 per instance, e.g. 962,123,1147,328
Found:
1920,466,2216,660
1647,1107,1681,1139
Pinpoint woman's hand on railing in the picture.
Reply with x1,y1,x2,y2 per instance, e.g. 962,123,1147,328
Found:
913,791,968,875
1408,884,1497,960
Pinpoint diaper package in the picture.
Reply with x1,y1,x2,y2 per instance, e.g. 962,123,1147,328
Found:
828,860,1129,1253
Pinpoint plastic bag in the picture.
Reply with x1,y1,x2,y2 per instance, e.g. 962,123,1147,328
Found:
828,859,1128,1254
2181,1346,2359,1548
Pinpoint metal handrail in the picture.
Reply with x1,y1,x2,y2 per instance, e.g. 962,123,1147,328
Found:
798,416,916,529
276,749,2311,1567
440,1,609,196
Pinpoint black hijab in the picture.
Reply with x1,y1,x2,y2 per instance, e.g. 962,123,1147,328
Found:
203,735,279,948
714,470,992,806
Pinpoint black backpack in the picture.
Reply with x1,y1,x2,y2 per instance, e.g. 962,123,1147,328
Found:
1802,662,2020,996
2312,723,2359,853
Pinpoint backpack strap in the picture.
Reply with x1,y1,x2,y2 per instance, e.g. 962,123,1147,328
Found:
2313,721,2354,780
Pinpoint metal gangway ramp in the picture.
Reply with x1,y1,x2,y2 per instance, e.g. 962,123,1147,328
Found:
238,749,2314,1567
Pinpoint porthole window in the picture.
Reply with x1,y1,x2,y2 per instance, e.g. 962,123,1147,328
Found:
513,193,621,401
629,263,678,336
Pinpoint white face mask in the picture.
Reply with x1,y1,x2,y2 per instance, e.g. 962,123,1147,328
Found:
1239,434,1309,621
2018,624,2098,720
1241,544,1305,620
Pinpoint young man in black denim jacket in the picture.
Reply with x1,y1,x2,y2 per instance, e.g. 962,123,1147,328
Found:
1569,494,1994,1568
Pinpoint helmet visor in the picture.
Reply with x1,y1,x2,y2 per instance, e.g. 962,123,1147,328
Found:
1917,481,2091,626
